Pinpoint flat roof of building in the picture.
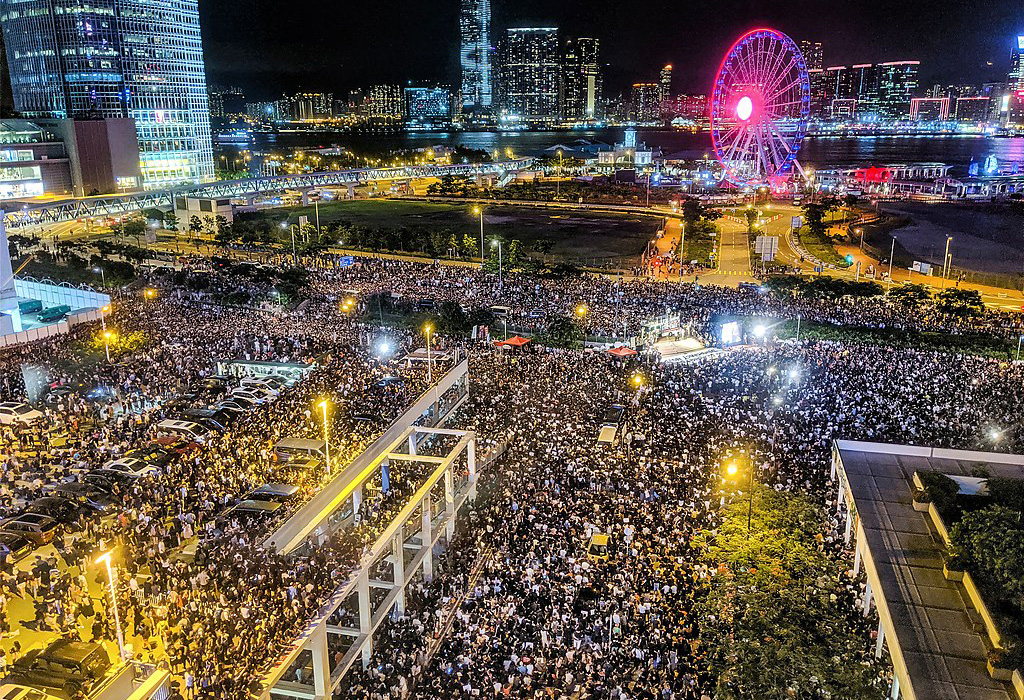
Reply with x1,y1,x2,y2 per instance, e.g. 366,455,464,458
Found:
835,440,1024,700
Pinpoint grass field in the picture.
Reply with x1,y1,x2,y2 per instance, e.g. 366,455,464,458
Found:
798,227,850,267
270,199,657,264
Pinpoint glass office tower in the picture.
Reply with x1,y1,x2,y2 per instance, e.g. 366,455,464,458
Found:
459,0,492,110
0,0,215,189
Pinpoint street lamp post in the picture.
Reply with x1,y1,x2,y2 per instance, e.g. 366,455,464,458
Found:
941,236,953,290
100,304,110,333
92,266,106,288
281,223,298,266
556,149,563,199
725,457,755,539
887,237,896,295
1017,335,1023,361
473,207,484,262
856,228,864,250
318,400,331,474
95,552,126,660
575,304,588,344
491,239,503,293
102,330,113,363
424,323,434,385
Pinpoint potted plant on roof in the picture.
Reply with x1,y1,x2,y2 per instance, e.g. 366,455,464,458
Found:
943,552,965,582
986,648,1014,682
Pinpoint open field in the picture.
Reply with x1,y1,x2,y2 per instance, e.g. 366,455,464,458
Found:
270,199,657,264
881,202,1024,276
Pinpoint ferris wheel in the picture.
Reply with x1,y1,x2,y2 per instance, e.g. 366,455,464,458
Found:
710,28,810,187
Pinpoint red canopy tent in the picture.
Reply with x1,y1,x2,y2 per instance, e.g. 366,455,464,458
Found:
494,335,532,347
606,346,638,357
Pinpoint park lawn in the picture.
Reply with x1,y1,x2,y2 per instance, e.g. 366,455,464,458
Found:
799,227,850,268
682,234,715,265
269,199,656,265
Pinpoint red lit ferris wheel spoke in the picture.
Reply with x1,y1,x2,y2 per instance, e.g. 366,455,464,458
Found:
763,62,799,102
761,47,789,92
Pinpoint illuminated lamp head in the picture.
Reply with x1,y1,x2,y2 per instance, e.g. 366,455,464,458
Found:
736,96,754,121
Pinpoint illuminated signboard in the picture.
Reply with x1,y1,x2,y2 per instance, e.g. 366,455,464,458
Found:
721,321,741,345
1018,36,1024,50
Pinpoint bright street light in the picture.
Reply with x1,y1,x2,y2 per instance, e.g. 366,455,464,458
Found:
95,551,126,660
424,323,434,385
753,324,767,338
318,400,331,474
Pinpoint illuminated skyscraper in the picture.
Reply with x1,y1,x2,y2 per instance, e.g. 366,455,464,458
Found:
1009,35,1024,91
659,64,672,104
560,38,601,122
799,40,824,71
629,83,660,122
459,0,492,110
0,0,215,189
497,28,560,126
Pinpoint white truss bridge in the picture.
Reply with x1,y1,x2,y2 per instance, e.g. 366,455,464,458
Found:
5,159,532,229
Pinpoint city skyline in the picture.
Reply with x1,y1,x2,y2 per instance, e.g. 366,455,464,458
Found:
199,0,1024,99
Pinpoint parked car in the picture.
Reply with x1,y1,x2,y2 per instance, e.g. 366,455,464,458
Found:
85,469,138,489
0,514,60,546
0,403,43,426
211,401,247,416
245,483,301,503
49,483,117,513
6,639,112,697
100,457,160,479
154,419,210,443
230,389,271,405
0,684,64,700
0,533,35,564
122,445,176,467
24,497,87,524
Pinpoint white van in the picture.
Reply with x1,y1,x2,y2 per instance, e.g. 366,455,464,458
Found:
156,419,210,442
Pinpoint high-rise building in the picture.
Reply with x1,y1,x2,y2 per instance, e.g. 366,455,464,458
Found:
808,68,828,117
0,0,215,189
1010,35,1024,92
659,64,673,106
875,61,919,119
290,93,333,121
208,86,245,119
665,94,706,120
954,96,990,123
459,0,492,110
560,38,601,123
368,85,403,120
497,28,560,126
404,85,454,128
629,83,660,122
799,40,824,71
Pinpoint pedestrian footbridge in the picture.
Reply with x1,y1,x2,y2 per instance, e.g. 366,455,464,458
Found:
259,359,478,699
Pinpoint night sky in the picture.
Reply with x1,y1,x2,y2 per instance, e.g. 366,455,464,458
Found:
200,0,1024,100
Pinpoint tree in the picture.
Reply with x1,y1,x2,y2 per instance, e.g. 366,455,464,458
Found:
164,212,179,232
800,199,835,238
693,487,885,699
744,207,759,234
935,288,984,316
214,214,229,233
437,300,469,334
461,234,480,258
122,218,147,246
537,315,580,348
679,196,722,226
888,283,932,308
188,215,203,237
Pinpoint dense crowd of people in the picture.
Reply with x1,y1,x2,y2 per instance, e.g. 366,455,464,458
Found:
1,252,1023,699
